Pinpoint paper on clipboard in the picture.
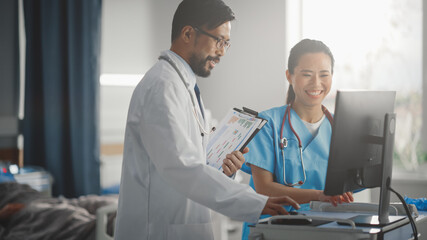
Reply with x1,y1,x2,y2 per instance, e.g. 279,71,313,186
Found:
206,108,267,170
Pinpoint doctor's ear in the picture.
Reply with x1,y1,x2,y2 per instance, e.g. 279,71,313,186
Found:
181,26,194,43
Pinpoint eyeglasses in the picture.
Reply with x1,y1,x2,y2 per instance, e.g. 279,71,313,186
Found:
193,27,231,51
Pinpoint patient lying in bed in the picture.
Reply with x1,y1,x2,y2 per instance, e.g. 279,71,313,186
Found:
0,182,117,240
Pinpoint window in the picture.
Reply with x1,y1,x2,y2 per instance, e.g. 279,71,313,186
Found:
294,0,424,170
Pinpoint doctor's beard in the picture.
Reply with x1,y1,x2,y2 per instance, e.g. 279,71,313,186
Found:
189,54,219,78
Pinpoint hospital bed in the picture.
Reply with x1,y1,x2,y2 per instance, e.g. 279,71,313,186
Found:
96,203,118,240
0,181,118,240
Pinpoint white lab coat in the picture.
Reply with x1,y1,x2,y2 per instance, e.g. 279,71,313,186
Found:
114,50,267,240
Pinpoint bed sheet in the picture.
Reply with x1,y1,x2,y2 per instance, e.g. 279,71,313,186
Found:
0,182,117,240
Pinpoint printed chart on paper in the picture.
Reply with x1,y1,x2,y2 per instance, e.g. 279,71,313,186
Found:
206,109,263,170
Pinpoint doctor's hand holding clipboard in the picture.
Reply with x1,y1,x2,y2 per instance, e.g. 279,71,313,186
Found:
221,147,249,177
207,107,268,176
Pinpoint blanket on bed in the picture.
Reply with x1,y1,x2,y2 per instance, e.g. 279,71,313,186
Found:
0,182,117,240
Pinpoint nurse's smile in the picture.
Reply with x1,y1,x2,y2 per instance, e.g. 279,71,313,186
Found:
306,90,323,96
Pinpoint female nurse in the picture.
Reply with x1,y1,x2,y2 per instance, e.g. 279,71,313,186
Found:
241,39,354,239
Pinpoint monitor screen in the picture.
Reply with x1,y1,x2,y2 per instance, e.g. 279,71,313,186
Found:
324,90,396,196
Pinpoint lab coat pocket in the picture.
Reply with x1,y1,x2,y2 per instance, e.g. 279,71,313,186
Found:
167,222,214,240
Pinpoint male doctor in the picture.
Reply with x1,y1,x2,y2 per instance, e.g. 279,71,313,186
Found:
114,0,299,239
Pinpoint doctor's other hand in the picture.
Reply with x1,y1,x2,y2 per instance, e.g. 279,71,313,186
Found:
319,191,354,207
262,196,300,216
222,147,249,177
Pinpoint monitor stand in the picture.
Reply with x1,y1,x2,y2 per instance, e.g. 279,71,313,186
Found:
353,113,406,227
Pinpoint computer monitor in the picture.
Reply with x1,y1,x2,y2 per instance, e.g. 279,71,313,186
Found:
324,90,406,226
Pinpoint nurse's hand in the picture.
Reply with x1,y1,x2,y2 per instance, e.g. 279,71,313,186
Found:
222,147,249,177
319,191,354,207
262,196,300,216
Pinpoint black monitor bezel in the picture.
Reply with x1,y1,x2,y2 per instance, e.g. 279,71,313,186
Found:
324,90,396,196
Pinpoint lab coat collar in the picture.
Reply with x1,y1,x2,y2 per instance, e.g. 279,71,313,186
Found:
159,50,208,142
160,50,197,89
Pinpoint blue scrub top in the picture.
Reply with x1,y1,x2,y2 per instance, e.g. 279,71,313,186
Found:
241,105,332,240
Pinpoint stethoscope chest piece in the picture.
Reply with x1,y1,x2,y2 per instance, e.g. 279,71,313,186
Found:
280,137,288,149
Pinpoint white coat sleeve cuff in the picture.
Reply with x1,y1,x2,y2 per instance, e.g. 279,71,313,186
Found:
241,193,269,224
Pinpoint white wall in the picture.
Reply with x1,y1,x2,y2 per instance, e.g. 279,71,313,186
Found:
101,0,156,74
100,0,178,144
100,86,134,144
423,0,427,152
199,0,288,120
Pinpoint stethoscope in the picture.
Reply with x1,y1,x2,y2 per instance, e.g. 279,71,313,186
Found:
280,104,333,186
159,54,215,136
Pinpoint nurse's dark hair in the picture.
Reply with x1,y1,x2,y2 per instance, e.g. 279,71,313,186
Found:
171,0,235,43
286,39,335,104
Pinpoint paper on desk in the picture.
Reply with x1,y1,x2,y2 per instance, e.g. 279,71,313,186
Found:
206,108,264,170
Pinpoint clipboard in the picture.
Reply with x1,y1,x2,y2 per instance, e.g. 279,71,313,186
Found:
206,107,267,170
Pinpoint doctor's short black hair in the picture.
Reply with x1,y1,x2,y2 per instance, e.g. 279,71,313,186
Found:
171,0,235,43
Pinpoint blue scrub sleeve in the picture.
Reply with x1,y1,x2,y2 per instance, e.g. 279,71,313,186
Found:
245,114,276,174
240,163,252,175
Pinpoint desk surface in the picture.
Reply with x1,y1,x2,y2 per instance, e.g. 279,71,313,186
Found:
249,210,427,240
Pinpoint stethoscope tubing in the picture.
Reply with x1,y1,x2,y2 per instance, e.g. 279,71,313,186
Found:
280,104,333,187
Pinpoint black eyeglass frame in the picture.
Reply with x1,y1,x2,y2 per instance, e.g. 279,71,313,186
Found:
193,26,231,50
